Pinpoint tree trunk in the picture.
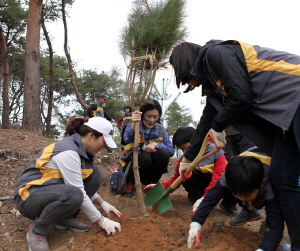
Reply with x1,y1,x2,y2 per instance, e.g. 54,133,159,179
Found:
0,25,10,129
22,0,43,132
41,7,53,137
62,0,88,110
132,105,148,216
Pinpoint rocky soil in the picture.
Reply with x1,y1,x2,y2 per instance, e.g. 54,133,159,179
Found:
0,129,290,251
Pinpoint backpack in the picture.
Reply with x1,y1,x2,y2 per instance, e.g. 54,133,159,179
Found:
110,160,131,195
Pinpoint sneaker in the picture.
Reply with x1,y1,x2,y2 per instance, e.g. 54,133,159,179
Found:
55,219,90,232
229,209,262,226
122,182,134,198
219,201,240,216
27,222,50,251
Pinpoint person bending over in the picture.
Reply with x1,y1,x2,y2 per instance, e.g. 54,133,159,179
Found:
188,149,284,251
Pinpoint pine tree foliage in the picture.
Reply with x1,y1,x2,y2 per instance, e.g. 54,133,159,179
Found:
120,0,186,68
164,101,194,136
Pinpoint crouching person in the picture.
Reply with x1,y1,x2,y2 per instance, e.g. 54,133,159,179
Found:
187,147,284,251
120,100,174,198
144,126,239,216
14,117,123,251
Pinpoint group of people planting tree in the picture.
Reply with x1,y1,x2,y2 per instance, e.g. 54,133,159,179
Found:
15,39,299,251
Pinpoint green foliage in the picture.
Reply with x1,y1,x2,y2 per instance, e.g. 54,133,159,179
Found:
120,0,186,67
63,68,130,122
0,0,27,123
0,0,27,33
40,53,72,95
164,101,194,136
42,0,74,22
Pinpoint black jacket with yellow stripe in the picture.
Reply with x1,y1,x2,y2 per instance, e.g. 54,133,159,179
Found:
14,133,94,208
192,147,284,251
186,39,300,160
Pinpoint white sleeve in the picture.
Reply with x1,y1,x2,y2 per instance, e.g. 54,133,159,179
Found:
49,150,101,222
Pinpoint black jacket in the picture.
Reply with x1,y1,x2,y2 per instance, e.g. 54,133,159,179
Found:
192,148,284,251
185,40,300,160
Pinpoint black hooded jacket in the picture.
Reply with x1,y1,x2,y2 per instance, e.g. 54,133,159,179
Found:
185,40,300,160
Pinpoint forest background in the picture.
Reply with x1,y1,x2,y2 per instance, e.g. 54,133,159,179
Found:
0,0,197,146
1,0,300,145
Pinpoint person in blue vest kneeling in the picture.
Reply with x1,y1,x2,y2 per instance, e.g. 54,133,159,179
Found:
120,100,174,198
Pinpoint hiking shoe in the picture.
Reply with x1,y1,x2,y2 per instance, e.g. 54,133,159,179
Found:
55,219,90,232
219,201,240,216
229,210,262,226
27,222,50,251
122,182,134,198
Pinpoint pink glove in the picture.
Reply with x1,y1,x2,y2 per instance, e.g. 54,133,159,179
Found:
179,162,192,181
100,201,123,219
192,197,204,215
143,184,156,193
187,222,201,248
98,217,121,236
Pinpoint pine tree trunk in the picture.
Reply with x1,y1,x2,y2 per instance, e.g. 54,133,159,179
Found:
0,26,10,129
41,8,54,137
132,105,148,216
23,0,43,132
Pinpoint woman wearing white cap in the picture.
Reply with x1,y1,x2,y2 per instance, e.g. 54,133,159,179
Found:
14,117,122,251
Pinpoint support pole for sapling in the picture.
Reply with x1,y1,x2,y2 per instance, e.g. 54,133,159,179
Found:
126,52,158,216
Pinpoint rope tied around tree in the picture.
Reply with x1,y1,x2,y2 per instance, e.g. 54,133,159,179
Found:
130,54,158,69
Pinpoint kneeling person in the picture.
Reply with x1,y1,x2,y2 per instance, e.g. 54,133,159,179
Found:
188,147,284,251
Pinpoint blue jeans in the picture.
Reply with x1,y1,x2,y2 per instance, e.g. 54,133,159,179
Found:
18,166,103,236
270,104,300,250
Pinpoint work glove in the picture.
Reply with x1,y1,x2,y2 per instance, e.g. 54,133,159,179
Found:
192,197,204,215
143,184,156,193
187,222,201,248
179,162,192,181
210,129,226,148
100,201,123,219
98,217,121,236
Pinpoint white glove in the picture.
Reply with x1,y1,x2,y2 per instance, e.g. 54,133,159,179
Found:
179,162,192,181
143,184,156,193
210,129,226,147
255,249,264,251
100,201,123,219
187,222,201,248
192,197,204,215
98,217,121,236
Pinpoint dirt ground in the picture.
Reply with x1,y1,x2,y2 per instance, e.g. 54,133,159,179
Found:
0,129,290,251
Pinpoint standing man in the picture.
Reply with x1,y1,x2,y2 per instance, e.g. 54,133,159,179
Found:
87,94,114,123
87,94,115,153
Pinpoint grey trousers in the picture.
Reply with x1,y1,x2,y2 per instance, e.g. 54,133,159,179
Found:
18,166,103,236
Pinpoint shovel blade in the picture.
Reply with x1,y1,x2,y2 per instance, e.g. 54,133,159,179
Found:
144,182,166,207
154,195,173,215
144,183,174,214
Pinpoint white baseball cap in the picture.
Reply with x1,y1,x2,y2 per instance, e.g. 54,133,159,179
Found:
84,117,117,148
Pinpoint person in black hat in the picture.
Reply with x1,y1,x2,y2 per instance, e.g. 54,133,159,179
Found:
87,94,114,123
87,94,115,153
